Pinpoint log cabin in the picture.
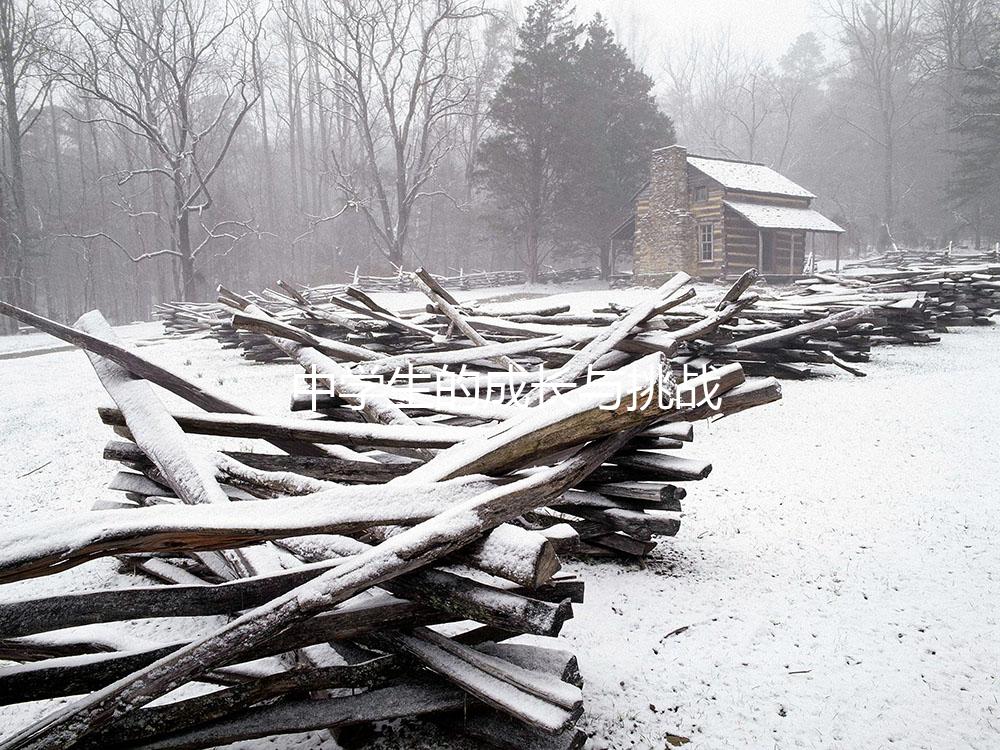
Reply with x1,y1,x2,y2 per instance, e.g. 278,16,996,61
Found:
609,145,845,283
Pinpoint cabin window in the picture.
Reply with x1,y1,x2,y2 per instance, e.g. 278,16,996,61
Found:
699,223,714,261
694,185,709,202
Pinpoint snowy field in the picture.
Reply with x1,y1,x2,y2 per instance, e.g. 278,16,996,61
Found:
1,287,999,749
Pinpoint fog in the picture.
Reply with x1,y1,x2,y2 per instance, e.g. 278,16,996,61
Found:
0,0,997,326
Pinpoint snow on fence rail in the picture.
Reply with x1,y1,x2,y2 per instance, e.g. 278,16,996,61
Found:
3,256,994,746
0,275,782,749
348,266,602,292
154,266,890,378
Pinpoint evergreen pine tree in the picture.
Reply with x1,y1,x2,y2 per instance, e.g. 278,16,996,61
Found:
949,48,1000,249
477,0,580,282
478,6,674,279
564,14,675,276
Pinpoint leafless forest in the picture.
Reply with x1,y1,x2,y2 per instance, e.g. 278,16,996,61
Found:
0,0,998,325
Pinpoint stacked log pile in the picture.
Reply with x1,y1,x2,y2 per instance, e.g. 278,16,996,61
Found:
185,269,993,379
155,281,429,362
844,247,999,269
399,269,878,379
778,263,1000,338
0,280,780,749
154,266,601,348
835,265,1000,328
155,268,887,379
349,267,601,292
675,304,878,379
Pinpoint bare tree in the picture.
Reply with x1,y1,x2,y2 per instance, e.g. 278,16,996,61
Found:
56,0,264,301
0,0,55,325
923,0,997,74
661,31,777,162
659,33,703,147
826,0,925,246
289,0,486,269
457,14,510,202
719,55,777,162
773,32,826,171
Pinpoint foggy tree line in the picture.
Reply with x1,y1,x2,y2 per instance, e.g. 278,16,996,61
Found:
662,0,1000,256
0,0,998,326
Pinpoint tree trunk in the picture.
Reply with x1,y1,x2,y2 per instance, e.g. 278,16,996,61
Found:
2,47,28,311
599,240,611,280
387,237,404,269
174,167,196,301
0,184,14,334
881,116,895,250
526,219,540,284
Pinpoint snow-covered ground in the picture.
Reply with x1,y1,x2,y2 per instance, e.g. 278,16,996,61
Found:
1,289,998,749
569,326,1000,749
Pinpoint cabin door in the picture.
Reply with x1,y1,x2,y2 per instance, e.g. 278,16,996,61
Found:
759,231,776,274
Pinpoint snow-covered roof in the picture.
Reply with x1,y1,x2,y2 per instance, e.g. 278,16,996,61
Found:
723,200,845,233
689,156,815,198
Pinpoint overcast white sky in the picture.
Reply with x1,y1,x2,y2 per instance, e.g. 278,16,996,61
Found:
516,0,837,71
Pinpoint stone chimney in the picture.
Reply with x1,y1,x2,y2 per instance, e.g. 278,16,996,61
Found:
634,145,697,282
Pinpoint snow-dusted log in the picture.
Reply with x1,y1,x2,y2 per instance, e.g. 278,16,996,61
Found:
76,658,399,748
273,280,361,332
729,306,878,350
715,268,761,310
103,444,562,589
461,524,563,587
0,476,495,583
0,578,576,709
608,453,713,482
667,376,783,423
0,563,335,637
98,406,477,448
404,352,680,482
517,273,692,405
628,294,759,354
230,309,379,362
465,707,587,750
75,312,280,580
236,303,426,434
0,430,636,750
640,422,694,441
579,481,685,509
294,380,524,421
556,488,673,512
77,313,234,510
549,504,680,541
83,644,582,750
104,440,410,485
0,593,442,704
0,556,573,640
350,333,573,377
383,627,582,734
329,288,440,338
307,521,564,590
412,267,524,372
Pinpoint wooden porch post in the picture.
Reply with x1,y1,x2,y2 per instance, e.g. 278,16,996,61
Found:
757,229,763,272
835,234,841,273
